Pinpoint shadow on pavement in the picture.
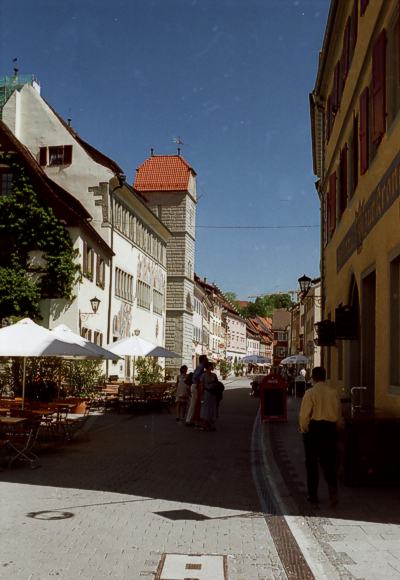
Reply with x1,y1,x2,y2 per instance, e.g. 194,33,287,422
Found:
267,396,400,526
1,384,400,527
0,386,263,515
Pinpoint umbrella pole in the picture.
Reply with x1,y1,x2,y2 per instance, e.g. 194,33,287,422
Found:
57,360,62,399
22,357,26,410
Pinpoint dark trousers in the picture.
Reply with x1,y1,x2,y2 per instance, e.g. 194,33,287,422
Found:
303,420,337,499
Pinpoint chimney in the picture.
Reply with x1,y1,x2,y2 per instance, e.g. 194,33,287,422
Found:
150,148,154,156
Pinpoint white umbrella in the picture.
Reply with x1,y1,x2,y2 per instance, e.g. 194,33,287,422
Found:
280,354,309,365
52,324,120,361
107,335,180,358
0,318,96,408
242,354,272,364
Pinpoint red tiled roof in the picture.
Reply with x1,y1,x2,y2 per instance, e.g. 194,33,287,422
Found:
134,155,196,192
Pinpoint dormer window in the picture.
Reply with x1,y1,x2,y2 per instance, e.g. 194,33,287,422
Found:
39,145,73,166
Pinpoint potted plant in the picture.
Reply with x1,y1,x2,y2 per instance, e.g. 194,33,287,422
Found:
135,357,163,385
218,358,231,380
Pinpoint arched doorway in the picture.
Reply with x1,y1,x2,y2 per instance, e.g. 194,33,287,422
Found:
361,270,376,409
344,275,361,396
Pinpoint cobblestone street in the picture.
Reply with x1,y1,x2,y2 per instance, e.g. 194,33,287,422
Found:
0,380,287,580
2,378,400,580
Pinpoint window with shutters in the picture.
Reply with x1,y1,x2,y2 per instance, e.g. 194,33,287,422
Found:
323,191,328,247
96,256,105,289
332,62,341,112
137,280,151,309
0,168,13,196
153,289,163,315
359,87,369,174
115,267,133,302
360,0,369,16
82,242,94,280
349,115,359,198
390,255,400,386
40,145,73,166
341,18,351,86
350,0,358,59
338,145,348,219
93,331,103,346
327,171,337,240
387,11,400,127
326,95,333,141
81,327,92,341
372,29,387,145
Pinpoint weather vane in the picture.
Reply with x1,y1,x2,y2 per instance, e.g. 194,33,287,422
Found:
172,136,185,156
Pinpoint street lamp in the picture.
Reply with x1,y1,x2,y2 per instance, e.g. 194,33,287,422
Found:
90,296,101,314
298,274,312,295
79,297,101,334
132,328,140,384
297,275,323,306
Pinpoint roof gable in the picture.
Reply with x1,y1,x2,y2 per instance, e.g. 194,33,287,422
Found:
134,154,196,192
0,120,113,257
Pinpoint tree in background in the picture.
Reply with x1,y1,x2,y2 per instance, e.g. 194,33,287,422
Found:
224,291,241,311
231,293,294,318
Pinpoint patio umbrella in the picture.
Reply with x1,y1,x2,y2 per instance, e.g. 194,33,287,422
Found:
107,335,180,358
280,354,309,365
0,318,96,408
242,354,272,364
52,324,120,361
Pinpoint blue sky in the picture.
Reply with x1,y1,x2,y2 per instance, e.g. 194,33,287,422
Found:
1,0,329,299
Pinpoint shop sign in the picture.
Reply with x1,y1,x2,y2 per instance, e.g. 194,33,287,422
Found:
337,151,400,271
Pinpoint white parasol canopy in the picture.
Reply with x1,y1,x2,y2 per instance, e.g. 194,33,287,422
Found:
280,354,309,365
0,318,98,407
52,324,120,361
242,354,272,364
0,318,91,358
107,335,180,358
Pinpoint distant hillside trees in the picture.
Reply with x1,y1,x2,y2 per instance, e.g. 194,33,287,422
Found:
226,292,293,318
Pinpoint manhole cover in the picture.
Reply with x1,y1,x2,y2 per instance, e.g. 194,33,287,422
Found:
155,554,228,580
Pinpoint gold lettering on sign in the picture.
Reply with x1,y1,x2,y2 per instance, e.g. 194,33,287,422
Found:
337,152,400,271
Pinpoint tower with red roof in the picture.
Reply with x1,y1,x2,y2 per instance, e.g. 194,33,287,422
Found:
134,152,197,370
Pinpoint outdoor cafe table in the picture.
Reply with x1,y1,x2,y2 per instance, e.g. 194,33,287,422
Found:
0,416,27,425
0,415,40,468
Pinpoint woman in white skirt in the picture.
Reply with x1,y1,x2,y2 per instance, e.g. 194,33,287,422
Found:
175,365,190,422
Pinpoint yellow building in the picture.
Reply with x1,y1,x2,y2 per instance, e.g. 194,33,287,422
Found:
310,1,400,415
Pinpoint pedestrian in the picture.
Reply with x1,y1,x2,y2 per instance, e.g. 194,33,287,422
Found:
294,367,307,398
175,365,190,422
185,354,208,427
199,361,220,431
299,366,343,507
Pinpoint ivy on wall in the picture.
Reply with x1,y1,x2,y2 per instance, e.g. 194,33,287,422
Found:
0,153,81,320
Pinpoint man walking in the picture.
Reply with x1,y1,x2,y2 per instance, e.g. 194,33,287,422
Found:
299,366,342,506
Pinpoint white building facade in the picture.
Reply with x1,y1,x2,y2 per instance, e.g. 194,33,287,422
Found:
1,77,170,379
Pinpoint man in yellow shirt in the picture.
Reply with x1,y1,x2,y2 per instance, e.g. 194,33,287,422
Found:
299,366,342,506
